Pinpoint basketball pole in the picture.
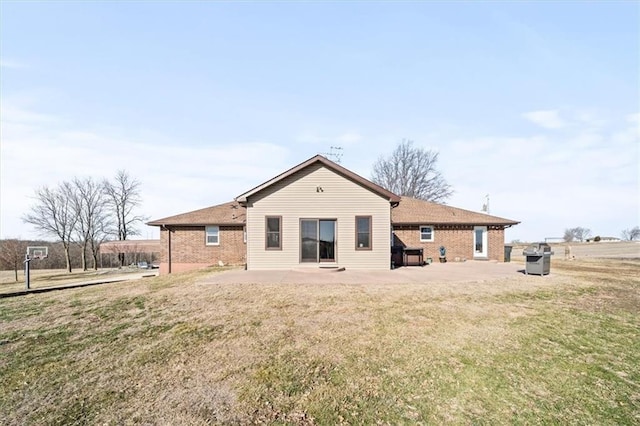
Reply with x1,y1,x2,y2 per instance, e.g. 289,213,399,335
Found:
24,253,31,290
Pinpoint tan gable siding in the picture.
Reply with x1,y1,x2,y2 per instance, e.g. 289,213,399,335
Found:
246,163,391,270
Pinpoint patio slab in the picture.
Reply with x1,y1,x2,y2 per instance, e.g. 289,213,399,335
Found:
198,261,525,285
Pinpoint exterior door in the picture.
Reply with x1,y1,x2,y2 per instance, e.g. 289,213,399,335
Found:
474,226,488,258
300,219,336,262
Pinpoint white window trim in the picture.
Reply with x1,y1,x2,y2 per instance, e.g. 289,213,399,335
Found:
420,225,434,242
206,225,220,246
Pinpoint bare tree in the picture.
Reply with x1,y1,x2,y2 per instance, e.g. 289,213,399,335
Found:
88,212,111,270
103,170,147,266
72,177,111,271
371,139,453,202
563,227,592,242
23,183,78,272
0,239,28,282
621,226,640,241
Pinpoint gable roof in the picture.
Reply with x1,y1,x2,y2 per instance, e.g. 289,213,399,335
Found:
147,201,245,227
235,155,401,204
392,196,519,226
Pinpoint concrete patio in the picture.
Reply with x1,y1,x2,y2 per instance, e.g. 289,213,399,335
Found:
198,260,525,285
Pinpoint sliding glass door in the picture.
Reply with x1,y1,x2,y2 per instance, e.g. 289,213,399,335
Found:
301,219,336,262
301,220,318,262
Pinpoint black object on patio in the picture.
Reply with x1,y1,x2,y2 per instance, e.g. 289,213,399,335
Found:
403,247,424,267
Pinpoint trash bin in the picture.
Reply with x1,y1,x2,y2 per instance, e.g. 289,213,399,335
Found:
523,243,554,275
504,245,513,262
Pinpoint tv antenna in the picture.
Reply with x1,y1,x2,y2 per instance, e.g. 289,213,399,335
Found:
481,194,490,214
320,146,343,164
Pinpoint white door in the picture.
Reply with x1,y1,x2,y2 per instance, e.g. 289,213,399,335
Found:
474,226,488,258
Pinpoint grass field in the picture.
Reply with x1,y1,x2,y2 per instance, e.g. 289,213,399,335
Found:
0,268,150,295
1,258,639,425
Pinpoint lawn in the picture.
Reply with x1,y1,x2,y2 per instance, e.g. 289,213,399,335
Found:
0,268,149,295
1,259,639,425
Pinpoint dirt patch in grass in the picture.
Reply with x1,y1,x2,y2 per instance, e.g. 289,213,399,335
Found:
1,262,639,424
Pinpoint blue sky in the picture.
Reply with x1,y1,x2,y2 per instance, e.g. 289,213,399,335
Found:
1,1,638,242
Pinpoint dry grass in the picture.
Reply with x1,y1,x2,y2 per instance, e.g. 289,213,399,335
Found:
0,268,146,294
510,241,640,261
1,260,639,425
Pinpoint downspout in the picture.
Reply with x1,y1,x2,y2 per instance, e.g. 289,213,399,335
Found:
162,224,172,274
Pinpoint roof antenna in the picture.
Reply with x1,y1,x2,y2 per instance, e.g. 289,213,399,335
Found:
320,146,343,164
481,194,490,214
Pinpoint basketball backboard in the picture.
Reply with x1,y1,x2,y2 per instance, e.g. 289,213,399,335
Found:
27,246,49,260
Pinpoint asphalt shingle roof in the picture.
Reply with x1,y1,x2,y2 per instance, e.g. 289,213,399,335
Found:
392,196,519,226
147,201,245,226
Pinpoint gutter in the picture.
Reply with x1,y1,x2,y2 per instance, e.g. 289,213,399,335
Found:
161,224,172,274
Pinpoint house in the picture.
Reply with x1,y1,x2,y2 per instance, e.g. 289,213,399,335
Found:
99,239,161,267
148,155,518,274
391,196,518,262
147,201,246,274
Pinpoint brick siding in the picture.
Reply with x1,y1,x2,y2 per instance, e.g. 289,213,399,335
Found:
488,227,506,262
158,223,507,274
159,225,246,274
393,225,506,263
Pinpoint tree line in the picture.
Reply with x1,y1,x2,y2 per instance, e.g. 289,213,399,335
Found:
563,226,640,242
17,170,147,273
0,239,157,282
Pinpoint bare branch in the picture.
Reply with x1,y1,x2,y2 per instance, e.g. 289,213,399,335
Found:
103,170,149,267
621,226,640,241
0,239,28,281
563,227,592,242
371,139,453,202
22,182,78,272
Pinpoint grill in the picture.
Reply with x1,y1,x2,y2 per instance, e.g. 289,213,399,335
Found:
390,246,425,267
403,247,424,267
523,243,554,275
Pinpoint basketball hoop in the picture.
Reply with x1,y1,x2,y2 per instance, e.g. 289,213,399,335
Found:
24,246,48,290
27,246,49,260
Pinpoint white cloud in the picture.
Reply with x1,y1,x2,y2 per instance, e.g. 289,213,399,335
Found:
337,132,362,144
0,102,291,240
441,110,639,242
3,100,637,244
0,59,26,69
522,110,566,129
1,102,57,124
296,131,362,145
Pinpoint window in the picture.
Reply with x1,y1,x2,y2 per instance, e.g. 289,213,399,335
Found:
206,226,219,245
420,225,434,242
356,216,372,250
266,216,282,250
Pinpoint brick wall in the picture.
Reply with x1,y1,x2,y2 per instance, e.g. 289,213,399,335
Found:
488,227,506,262
393,225,506,262
159,225,246,274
